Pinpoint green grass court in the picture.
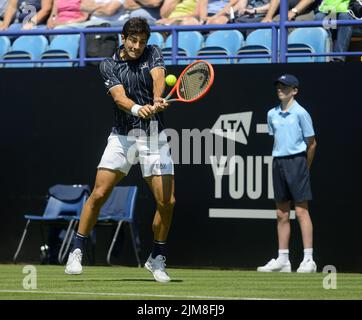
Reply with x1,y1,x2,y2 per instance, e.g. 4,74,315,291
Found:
0,264,361,300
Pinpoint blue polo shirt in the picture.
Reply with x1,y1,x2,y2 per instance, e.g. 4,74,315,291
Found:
267,101,315,157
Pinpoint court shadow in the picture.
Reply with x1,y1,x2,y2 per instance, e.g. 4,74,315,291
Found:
67,278,183,283
119,278,183,283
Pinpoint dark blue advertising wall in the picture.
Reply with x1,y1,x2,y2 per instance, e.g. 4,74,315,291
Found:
0,63,361,271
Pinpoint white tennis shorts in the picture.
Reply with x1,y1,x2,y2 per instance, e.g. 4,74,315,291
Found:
98,133,174,177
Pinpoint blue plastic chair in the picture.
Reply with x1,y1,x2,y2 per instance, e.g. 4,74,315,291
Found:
238,29,273,64
287,27,330,63
42,34,80,67
98,186,140,266
0,36,10,68
64,186,140,266
148,32,164,48
3,35,48,68
0,36,10,58
13,184,90,263
162,31,204,65
197,30,244,64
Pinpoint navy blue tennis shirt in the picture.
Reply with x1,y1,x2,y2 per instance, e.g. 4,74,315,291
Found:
100,45,166,135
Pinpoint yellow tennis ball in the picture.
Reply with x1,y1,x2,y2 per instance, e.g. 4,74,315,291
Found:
165,74,177,86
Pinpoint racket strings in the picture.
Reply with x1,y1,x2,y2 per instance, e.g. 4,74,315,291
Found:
179,62,211,101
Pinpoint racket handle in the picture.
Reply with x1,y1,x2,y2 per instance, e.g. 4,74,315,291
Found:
165,98,178,103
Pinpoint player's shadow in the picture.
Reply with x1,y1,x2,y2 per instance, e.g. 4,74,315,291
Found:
119,278,183,283
67,278,183,283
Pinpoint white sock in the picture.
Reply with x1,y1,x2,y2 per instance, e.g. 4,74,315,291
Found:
277,249,289,263
303,248,313,261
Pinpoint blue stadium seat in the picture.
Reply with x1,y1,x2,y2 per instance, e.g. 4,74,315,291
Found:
148,32,164,48
287,27,330,63
13,184,90,264
162,31,204,65
42,34,80,67
197,30,244,64
0,36,10,57
238,29,273,64
0,36,11,68
96,186,140,266
62,186,141,266
3,35,48,68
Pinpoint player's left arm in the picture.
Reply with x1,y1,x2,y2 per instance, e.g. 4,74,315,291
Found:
149,45,169,112
150,66,168,111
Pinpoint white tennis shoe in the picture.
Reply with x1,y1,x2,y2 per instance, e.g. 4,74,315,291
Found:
297,259,317,273
65,248,83,275
145,254,171,283
257,258,292,272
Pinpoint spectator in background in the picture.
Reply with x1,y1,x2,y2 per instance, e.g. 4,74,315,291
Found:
205,0,270,25
122,0,163,25
315,0,352,61
205,0,239,24
177,0,239,25
156,0,197,25
82,0,163,26
233,0,270,23
80,0,127,25
0,0,52,30
0,0,9,21
261,0,317,23
47,0,89,28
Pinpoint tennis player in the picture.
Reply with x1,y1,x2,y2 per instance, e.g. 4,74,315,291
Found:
65,17,175,283
257,74,317,273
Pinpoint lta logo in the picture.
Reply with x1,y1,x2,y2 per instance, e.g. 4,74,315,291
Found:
211,112,253,144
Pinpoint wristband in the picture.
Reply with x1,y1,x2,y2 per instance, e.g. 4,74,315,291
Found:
131,104,142,117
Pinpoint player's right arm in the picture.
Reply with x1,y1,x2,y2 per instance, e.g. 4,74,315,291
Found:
100,58,154,119
109,85,155,119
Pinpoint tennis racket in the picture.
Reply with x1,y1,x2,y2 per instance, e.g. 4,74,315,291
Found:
164,60,214,103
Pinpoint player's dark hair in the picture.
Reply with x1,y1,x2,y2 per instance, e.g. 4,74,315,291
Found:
121,17,151,40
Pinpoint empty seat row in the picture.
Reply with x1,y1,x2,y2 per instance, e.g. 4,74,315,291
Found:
238,27,330,63
148,28,331,64
0,35,80,68
0,27,331,67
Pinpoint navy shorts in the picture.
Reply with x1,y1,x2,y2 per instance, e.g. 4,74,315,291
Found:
272,152,312,203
